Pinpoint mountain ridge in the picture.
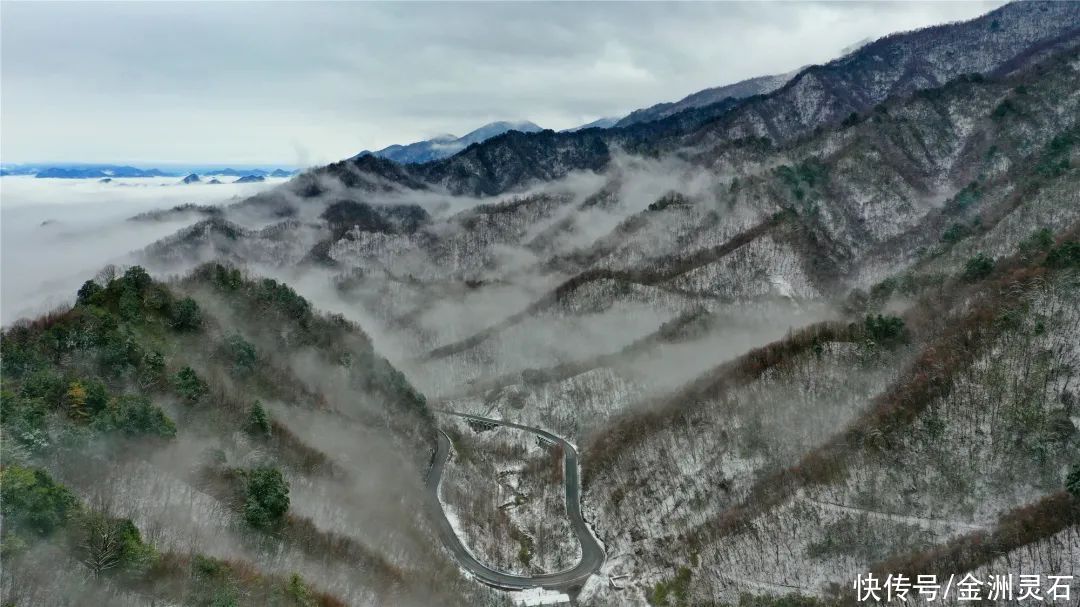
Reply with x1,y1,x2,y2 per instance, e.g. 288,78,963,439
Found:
8,3,1080,605
357,120,544,164
613,69,799,128
299,1,1080,197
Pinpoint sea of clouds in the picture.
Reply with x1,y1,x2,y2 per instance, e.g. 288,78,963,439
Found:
0,176,287,325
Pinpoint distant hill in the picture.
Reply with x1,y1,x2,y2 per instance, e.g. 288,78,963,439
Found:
1,164,299,179
29,165,172,179
356,120,543,164
234,174,266,183
203,168,269,177
0,165,38,176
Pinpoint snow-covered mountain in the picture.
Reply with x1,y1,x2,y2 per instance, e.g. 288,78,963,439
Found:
128,3,1080,603
357,120,544,164
7,3,1080,607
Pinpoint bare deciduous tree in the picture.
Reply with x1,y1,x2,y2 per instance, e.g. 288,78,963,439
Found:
78,514,125,577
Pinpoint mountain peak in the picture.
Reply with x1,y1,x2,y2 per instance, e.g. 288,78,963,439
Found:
457,120,543,147
358,119,544,164
562,116,622,132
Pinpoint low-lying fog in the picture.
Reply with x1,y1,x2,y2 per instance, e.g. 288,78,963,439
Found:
0,176,287,325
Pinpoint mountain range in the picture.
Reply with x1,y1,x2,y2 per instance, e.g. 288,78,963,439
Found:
22,165,171,179
5,2,1080,606
612,69,799,128
346,35,873,161
305,1,1080,198
0,164,298,179
357,120,545,164
199,168,297,178
350,71,799,162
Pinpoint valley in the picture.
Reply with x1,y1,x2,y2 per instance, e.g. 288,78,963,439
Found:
3,2,1080,606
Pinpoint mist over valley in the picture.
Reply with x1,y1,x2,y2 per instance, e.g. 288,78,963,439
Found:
2,2,1079,606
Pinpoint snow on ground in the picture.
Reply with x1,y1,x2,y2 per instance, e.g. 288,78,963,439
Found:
437,415,581,576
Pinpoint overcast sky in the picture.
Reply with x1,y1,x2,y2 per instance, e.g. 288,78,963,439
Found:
1,1,1005,166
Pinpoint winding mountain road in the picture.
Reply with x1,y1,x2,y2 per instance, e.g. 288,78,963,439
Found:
426,410,605,592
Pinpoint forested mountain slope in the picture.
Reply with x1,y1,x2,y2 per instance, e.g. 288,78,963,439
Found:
0,264,500,607
579,228,1080,604
386,40,1079,399
12,3,1080,606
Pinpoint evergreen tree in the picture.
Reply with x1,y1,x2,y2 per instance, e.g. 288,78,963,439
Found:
962,253,995,282
246,401,271,437
172,367,208,404
76,280,103,306
170,297,202,331
1068,464,1080,499
243,467,289,529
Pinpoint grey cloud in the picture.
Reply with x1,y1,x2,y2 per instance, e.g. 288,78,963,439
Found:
1,1,1004,165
